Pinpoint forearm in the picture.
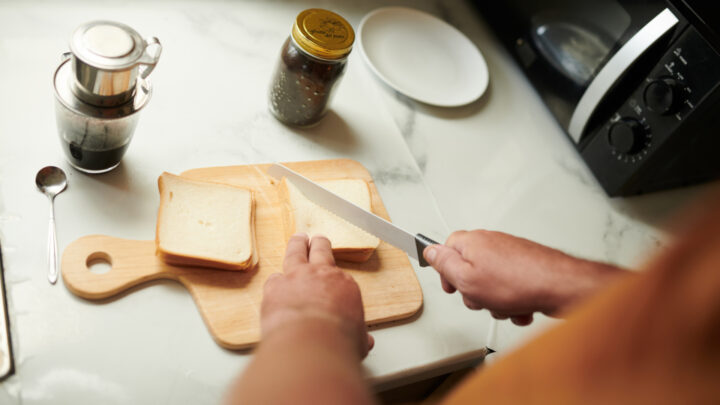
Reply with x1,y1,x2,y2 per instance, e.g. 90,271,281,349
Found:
227,318,375,405
544,254,631,316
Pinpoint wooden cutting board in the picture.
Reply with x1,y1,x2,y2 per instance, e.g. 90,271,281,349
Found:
62,159,423,350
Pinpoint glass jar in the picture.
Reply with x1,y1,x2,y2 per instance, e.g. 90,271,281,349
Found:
269,9,355,127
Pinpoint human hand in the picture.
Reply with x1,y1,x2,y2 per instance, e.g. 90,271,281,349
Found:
261,233,374,358
423,230,627,325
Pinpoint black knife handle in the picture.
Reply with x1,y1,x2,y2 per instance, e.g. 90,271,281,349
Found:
415,233,439,267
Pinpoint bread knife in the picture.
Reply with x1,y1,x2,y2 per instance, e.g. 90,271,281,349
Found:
267,163,438,267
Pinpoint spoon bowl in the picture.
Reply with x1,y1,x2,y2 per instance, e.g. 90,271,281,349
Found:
36,166,68,284
36,166,68,197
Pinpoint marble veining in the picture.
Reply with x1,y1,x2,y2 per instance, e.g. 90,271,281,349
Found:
553,154,600,190
369,163,424,187
180,7,278,61
392,95,429,174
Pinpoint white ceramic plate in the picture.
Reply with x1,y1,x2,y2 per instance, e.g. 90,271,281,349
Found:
358,7,489,107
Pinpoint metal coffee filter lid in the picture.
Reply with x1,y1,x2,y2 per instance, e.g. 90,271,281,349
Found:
70,21,145,71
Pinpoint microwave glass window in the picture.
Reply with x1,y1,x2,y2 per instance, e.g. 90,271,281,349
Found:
470,0,667,128
530,2,631,86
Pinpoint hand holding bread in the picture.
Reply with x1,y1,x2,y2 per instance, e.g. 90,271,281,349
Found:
262,233,374,358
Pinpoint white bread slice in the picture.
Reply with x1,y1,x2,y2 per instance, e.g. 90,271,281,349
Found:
279,177,380,262
156,172,256,271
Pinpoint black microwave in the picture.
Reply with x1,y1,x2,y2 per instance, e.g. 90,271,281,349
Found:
471,0,720,196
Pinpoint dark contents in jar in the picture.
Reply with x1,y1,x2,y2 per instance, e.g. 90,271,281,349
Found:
61,138,130,171
269,38,347,127
58,121,132,172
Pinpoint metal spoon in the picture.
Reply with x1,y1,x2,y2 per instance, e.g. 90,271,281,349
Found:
35,166,68,284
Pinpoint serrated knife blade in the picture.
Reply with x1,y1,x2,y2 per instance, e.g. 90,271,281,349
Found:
267,163,438,267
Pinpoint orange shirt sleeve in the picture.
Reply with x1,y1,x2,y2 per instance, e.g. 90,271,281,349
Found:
442,193,720,405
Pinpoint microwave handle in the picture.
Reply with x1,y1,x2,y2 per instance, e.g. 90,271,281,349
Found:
568,8,679,143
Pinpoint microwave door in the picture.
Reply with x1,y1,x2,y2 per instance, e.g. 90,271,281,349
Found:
471,0,673,132
568,8,679,142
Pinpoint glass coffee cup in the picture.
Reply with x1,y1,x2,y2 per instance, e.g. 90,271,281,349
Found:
53,21,161,174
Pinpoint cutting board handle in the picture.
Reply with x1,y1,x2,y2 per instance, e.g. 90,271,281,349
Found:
62,235,174,299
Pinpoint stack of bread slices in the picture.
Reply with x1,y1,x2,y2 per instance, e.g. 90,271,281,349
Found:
154,171,380,271
155,172,257,270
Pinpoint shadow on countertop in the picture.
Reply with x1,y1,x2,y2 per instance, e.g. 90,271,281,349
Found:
290,110,362,154
609,181,720,233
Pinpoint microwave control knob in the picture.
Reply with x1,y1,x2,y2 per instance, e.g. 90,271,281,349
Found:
643,77,680,115
608,118,645,155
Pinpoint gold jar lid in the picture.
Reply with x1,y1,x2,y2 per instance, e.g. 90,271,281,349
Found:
291,8,354,60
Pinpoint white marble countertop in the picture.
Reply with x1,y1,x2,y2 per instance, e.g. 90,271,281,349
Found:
0,0,712,403
370,0,712,355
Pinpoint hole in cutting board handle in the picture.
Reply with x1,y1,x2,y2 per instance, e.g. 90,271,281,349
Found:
86,251,112,275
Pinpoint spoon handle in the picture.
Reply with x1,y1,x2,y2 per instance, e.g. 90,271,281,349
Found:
48,203,58,285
